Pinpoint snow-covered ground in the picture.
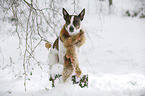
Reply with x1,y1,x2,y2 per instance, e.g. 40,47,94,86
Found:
0,14,145,96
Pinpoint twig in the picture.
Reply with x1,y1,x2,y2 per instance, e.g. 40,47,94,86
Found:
26,50,42,69
0,48,5,65
23,7,32,92
23,0,61,16
72,0,77,14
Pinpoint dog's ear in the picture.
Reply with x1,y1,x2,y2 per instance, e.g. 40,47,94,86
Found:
78,8,85,21
62,8,69,20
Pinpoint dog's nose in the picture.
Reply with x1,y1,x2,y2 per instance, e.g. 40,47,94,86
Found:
69,26,74,32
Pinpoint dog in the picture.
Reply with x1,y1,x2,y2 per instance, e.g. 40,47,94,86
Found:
45,8,86,82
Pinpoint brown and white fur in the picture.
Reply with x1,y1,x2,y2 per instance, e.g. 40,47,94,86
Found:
46,8,86,82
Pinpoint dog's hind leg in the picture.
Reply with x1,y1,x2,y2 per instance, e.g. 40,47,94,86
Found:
62,56,74,82
48,48,59,76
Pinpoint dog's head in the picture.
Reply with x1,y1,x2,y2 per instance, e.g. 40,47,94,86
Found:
62,8,85,36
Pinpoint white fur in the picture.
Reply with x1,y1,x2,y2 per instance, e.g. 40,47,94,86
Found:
48,48,58,68
65,16,81,36
48,38,66,76
48,48,59,76
58,38,66,65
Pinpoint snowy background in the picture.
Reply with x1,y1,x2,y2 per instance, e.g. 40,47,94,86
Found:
0,0,145,96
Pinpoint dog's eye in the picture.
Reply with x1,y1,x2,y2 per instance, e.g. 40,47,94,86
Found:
75,20,79,23
74,20,79,25
74,20,80,27
66,20,70,24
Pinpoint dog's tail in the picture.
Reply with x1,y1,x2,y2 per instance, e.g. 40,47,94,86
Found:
45,42,52,50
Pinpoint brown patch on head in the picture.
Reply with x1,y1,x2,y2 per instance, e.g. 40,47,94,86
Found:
65,15,71,26
73,16,81,29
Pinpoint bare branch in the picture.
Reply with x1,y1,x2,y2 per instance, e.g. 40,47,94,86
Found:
23,8,32,92
0,48,5,65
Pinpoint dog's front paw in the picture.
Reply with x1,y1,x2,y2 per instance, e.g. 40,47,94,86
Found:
77,31,84,40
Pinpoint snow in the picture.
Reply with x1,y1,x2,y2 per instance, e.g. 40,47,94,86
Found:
50,64,63,77
1,0,145,96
